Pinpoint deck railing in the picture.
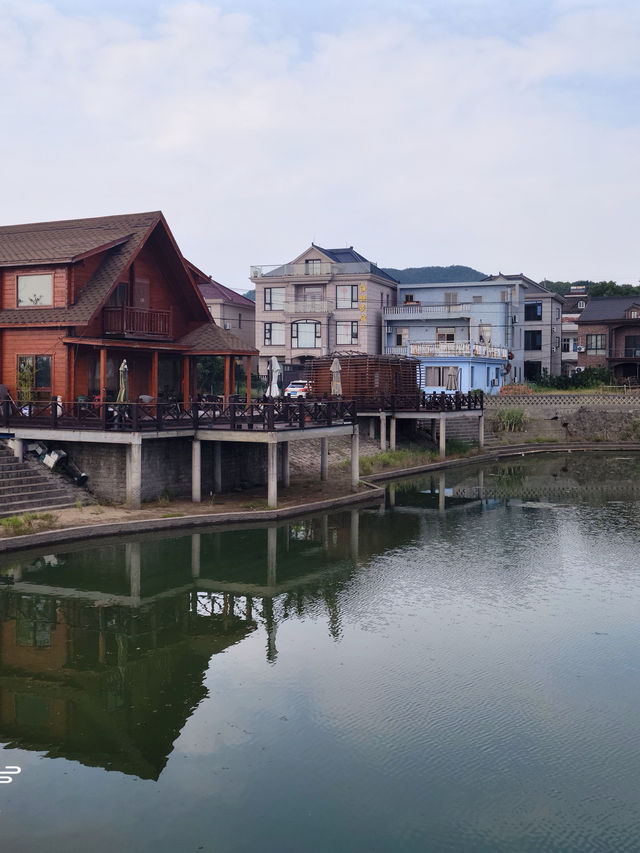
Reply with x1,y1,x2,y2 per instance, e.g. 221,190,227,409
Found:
103,306,172,338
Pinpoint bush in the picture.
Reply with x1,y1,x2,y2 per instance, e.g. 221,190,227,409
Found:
494,408,527,432
499,384,533,396
530,367,613,390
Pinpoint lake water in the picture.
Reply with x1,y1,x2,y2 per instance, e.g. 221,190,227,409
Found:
1,451,639,852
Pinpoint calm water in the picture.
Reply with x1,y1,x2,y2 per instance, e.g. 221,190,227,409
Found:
1,452,639,852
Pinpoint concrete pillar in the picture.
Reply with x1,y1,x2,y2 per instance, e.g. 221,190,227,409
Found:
439,415,446,460
126,438,142,508
267,526,277,586
12,438,24,462
281,441,290,488
213,442,222,493
478,413,485,448
389,416,397,451
267,441,278,508
379,413,387,450
320,436,329,481
191,438,201,503
351,425,360,491
369,417,375,439
191,533,201,578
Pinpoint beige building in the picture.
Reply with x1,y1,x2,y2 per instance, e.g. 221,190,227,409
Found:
188,262,256,353
250,244,398,374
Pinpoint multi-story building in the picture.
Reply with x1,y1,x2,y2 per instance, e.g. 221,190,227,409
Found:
576,296,640,384
383,277,526,394
483,275,564,380
560,285,588,375
188,263,256,353
250,244,398,375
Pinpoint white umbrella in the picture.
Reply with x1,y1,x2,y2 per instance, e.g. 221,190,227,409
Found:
330,357,342,396
116,359,129,403
268,356,281,397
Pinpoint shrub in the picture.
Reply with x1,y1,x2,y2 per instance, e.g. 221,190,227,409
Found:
495,408,527,432
499,384,533,396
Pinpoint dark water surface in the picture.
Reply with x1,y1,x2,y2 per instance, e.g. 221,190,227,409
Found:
1,451,639,852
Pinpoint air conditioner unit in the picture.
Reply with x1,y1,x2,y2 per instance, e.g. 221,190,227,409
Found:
574,366,585,373
576,345,585,352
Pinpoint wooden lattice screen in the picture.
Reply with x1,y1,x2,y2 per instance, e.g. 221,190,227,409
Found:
306,351,420,398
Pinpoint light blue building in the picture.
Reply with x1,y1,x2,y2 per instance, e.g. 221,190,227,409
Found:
383,277,527,395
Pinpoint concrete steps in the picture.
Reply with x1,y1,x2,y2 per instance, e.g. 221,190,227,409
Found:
0,443,88,517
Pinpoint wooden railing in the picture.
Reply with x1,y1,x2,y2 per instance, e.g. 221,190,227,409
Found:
355,391,483,412
103,306,172,338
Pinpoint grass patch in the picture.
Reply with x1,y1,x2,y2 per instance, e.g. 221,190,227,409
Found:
161,512,185,518
356,441,477,475
242,501,270,511
494,408,528,432
524,437,559,444
0,512,58,537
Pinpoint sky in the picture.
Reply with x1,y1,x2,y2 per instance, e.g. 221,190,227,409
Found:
1,0,638,291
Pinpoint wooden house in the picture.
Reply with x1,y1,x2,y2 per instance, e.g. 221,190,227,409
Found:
0,211,256,405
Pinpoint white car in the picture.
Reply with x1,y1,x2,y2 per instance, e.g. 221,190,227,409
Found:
284,380,309,399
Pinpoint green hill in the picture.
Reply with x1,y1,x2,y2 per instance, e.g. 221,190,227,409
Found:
383,265,485,283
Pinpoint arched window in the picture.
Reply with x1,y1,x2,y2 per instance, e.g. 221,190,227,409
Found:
291,320,321,349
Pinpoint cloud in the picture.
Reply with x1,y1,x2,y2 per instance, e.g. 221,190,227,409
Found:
0,0,638,286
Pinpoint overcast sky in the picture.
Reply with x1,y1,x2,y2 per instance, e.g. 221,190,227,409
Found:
1,0,638,291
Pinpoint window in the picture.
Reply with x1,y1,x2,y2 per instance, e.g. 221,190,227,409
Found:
554,336,560,349
524,361,542,381
624,335,640,357
562,337,571,352
436,327,455,343
525,302,542,321
17,355,52,401
500,290,508,302
478,324,492,344
395,327,408,347
337,321,358,346
586,334,606,355
473,295,483,304
337,284,358,308
424,366,444,386
305,259,322,275
17,273,53,307
577,300,586,309
264,322,285,346
291,320,321,348
403,293,415,304
555,307,561,320
108,282,128,307
524,330,542,350
444,292,458,305
264,287,285,311
238,313,242,329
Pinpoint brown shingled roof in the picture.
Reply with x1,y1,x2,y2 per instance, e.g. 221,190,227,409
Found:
177,322,257,355
0,212,161,327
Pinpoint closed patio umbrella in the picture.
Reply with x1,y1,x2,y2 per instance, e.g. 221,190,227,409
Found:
116,359,129,403
330,357,342,396
268,356,281,398
445,367,458,391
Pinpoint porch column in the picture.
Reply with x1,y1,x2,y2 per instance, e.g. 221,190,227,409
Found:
379,413,387,450
231,357,236,397
67,346,74,401
389,416,397,451
280,441,290,488
213,442,222,493
182,356,190,407
351,424,360,491
223,355,231,402
439,414,446,460
245,356,252,404
320,437,329,481
267,440,278,508
478,412,485,448
126,436,142,509
99,347,107,402
151,351,159,400
191,437,201,503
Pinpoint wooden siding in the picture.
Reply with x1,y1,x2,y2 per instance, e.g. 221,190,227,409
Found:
0,328,67,398
72,251,108,302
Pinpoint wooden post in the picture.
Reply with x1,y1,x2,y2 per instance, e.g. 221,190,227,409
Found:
99,347,107,402
223,355,231,402
151,351,159,401
182,356,190,407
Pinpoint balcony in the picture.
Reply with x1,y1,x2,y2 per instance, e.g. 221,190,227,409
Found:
608,348,640,360
103,306,172,339
283,300,333,314
251,261,376,278
385,304,474,319
394,341,508,360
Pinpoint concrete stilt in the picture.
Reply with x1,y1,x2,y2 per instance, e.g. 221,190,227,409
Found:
267,441,278,508
213,442,222,493
351,425,360,491
379,413,387,450
439,415,447,460
369,417,375,439
320,436,329,481
389,416,397,451
478,413,485,448
126,438,142,509
191,438,201,502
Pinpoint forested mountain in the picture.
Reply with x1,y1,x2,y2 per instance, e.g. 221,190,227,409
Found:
541,280,640,297
382,265,485,283
243,290,255,301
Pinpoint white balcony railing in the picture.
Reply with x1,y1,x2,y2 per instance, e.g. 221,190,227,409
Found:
283,300,333,313
251,261,376,278
386,341,508,359
385,304,474,318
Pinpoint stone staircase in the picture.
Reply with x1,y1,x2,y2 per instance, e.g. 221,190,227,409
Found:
0,442,90,517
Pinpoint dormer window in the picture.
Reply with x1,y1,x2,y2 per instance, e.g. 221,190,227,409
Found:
305,259,322,275
628,309,639,319
17,273,53,307
577,300,585,309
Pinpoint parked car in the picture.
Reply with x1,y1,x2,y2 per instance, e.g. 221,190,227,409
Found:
284,380,309,399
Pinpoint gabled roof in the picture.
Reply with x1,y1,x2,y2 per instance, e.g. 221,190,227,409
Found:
198,278,255,308
0,211,212,328
177,322,257,355
578,296,640,323
312,244,398,282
